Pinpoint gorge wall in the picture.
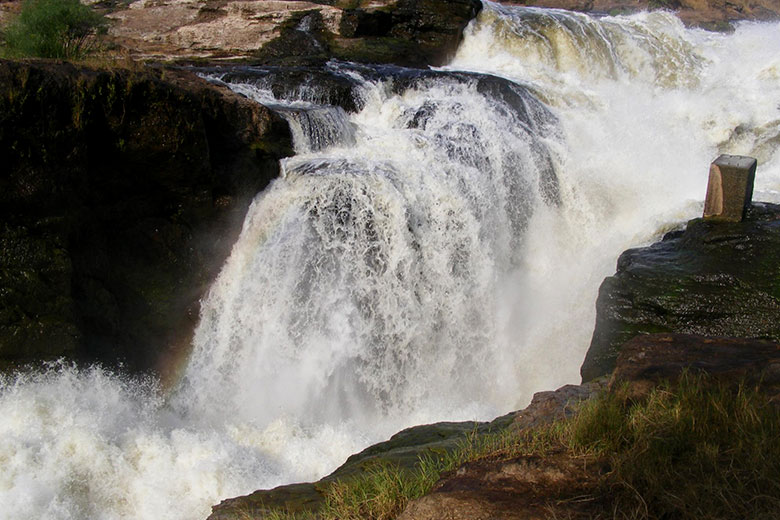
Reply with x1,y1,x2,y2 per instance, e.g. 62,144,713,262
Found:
0,60,293,376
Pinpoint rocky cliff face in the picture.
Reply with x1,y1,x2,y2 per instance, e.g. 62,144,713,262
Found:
103,0,481,67
582,202,780,382
97,0,779,65
0,60,293,377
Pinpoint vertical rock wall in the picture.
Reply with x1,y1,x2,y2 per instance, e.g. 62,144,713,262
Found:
0,60,293,376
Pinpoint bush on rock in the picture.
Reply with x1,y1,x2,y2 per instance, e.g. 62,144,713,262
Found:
1,0,106,59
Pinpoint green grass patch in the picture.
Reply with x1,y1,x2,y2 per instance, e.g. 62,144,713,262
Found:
1,0,106,59
569,374,780,519
257,374,780,519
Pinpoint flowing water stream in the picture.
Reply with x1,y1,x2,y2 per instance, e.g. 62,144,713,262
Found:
2,3,780,519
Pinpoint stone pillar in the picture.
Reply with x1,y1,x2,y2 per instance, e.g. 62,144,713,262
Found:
703,154,757,222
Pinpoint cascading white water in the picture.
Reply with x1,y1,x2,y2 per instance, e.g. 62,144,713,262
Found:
2,5,780,519
176,66,561,434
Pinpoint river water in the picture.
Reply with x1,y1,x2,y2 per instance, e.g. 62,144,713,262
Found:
2,3,780,519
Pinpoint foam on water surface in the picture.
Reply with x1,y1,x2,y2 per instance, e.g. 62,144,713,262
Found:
2,6,780,519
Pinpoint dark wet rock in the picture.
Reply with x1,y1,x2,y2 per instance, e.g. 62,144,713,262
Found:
609,333,780,400
0,60,293,377
205,65,366,113
328,0,483,68
582,202,780,382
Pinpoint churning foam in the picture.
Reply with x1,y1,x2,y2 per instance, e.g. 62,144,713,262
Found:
2,6,780,519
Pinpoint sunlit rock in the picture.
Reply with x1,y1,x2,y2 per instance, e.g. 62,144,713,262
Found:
703,154,757,222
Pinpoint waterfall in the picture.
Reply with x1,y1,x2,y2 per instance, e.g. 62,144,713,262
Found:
2,5,780,519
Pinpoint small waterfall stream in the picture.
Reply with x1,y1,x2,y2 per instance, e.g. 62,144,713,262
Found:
2,4,780,519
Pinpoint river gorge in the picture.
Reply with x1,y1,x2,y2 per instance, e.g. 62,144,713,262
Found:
2,2,780,519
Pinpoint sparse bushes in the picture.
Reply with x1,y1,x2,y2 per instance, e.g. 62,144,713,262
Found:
1,0,106,59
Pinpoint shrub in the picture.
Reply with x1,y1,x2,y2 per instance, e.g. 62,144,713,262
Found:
1,0,106,60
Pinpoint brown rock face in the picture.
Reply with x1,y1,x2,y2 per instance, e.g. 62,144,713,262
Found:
398,453,607,520
106,0,343,60
510,382,604,432
101,0,481,67
610,333,780,399
0,60,293,377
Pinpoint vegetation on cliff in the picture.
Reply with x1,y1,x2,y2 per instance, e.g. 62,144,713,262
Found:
1,0,106,59
232,373,780,519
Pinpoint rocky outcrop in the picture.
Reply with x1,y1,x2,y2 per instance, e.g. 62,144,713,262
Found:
101,0,481,67
208,416,516,519
0,59,293,376
398,451,608,520
208,381,601,519
582,202,780,382
398,333,780,520
496,0,779,30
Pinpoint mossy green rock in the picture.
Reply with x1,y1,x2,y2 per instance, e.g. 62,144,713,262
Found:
0,60,293,374
208,414,515,519
582,202,780,382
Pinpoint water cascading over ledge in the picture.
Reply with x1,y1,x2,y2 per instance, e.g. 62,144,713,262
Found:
1,4,780,519
179,62,564,430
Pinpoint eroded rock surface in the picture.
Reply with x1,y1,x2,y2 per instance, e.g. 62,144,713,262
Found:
398,452,607,520
101,0,481,66
582,202,780,382
0,60,293,376
609,333,780,400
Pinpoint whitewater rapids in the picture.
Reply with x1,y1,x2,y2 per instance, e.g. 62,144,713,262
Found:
2,4,780,519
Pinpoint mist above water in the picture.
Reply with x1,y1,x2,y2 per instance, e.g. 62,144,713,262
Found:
2,5,780,519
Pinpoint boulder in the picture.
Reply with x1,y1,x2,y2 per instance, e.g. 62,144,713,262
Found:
0,60,293,377
581,202,780,382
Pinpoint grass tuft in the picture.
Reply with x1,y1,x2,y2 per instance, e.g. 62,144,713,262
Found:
567,373,780,519
256,373,780,519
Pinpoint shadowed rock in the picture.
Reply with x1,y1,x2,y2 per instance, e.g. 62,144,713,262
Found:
0,60,293,377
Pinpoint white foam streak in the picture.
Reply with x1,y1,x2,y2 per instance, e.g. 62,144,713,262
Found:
450,5,780,389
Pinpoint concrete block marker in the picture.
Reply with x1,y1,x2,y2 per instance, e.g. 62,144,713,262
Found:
703,154,757,222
